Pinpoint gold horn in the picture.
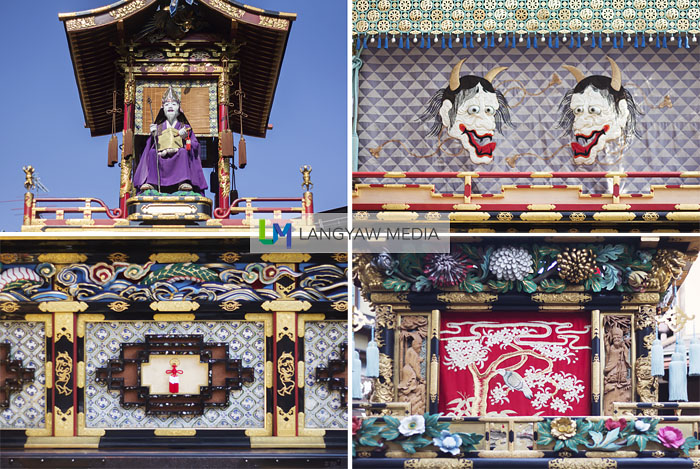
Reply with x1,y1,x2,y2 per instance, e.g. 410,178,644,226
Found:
606,56,622,91
484,66,508,84
449,58,467,91
562,65,585,84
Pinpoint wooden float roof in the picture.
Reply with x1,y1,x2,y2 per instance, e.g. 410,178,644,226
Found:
59,0,296,138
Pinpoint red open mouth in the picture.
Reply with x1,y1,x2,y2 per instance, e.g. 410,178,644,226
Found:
460,124,496,157
571,125,609,159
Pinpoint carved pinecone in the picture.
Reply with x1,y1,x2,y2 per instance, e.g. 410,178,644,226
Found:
488,246,534,281
557,247,597,284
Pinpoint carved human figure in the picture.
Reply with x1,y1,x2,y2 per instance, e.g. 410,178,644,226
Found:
559,57,641,166
420,59,512,165
133,85,208,194
398,332,426,414
603,324,632,414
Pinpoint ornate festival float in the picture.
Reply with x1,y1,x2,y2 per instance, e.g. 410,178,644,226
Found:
351,0,700,467
0,1,347,466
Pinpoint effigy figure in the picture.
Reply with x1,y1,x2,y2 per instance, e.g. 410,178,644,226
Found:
134,85,208,194
558,57,641,167
603,324,632,415
419,59,512,165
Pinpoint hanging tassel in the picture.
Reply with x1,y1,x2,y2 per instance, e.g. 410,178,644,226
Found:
526,35,531,49
405,35,410,50
463,35,467,48
512,33,516,49
427,35,431,49
651,327,665,377
108,135,119,167
505,34,510,48
490,35,495,47
365,327,379,378
613,36,618,48
363,35,368,49
221,129,234,157
421,34,425,48
591,35,596,48
662,34,667,48
448,35,452,48
577,33,581,48
399,35,403,48
356,35,361,50
668,338,688,401
641,34,645,47
469,34,474,48
685,35,690,48
634,34,639,48
555,35,559,48
689,336,700,376
352,348,363,399
441,35,446,48
237,136,247,168
656,35,661,48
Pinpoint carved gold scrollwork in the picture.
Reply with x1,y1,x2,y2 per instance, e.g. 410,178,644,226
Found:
405,460,473,468
331,301,348,312
220,301,241,311
371,353,394,403
219,252,241,263
375,305,395,329
107,301,130,312
277,352,295,396
635,305,655,331
55,351,73,396
66,17,96,31
258,16,289,30
635,355,658,414
108,0,145,19
532,293,592,304
437,292,498,304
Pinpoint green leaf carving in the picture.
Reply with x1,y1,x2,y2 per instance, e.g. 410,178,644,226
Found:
143,263,218,285
540,278,566,293
459,273,484,293
399,254,423,277
382,277,410,291
596,244,624,263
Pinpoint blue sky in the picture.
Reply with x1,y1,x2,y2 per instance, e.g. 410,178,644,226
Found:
0,0,347,231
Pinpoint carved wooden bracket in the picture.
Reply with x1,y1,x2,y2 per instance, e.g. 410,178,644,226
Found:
0,343,35,408
95,334,254,415
315,342,348,405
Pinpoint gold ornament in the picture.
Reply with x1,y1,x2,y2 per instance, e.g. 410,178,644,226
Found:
550,417,577,440
557,247,598,284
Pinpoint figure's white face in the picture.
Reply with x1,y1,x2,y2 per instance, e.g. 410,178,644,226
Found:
569,87,628,165
163,100,180,122
439,84,499,165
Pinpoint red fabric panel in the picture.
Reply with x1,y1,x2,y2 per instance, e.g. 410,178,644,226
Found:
439,312,591,417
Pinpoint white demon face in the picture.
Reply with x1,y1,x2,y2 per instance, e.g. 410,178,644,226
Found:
163,100,180,122
439,84,499,165
570,87,628,165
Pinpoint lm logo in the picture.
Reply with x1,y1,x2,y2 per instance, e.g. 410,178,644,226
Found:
258,220,292,248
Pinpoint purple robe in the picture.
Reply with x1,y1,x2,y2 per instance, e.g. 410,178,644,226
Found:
133,121,208,193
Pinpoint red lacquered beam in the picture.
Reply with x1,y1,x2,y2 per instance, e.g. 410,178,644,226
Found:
33,198,123,219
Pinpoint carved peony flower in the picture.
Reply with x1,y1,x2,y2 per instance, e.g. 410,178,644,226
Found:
657,426,685,449
433,430,463,455
634,419,651,432
627,271,648,289
488,246,534,281
398,415,425,436
605,418,627,431
89,262,115,285
423,251,473,287
352,417,363,436
550,417,577,440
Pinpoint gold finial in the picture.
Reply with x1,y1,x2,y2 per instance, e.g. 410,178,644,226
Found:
300,165,313,191
169,358,180,367
23,166,35,191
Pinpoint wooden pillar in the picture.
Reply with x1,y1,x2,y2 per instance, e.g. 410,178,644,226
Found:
119,70,135,214
217,72,231,215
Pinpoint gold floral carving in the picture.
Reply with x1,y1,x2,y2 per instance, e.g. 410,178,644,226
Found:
531,293,592,304
107,301,130,312
548,459,617,469
66,17,96,31
259,16,289,30
277,352,295,396
643,332,655,351
437,292,498,304
330,301,348,312
0,302,20,313
371,353,394,403
635,355,658,413
109,0,145,19
260,253,310,263
148,253,199,263
220,301,241,311
405,460,473,468
0,253,19,264
152,314,196,321
54,406,74,437
107,252,129,263
149,301,199,312
375,305,395,329
219,252,241,263
37,253,87,264
153,429,196,436
210,0,245,18
55,351,73,396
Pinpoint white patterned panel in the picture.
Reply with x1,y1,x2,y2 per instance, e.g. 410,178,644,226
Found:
84,321,265,429
0,321,46,429
304,321,347,429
